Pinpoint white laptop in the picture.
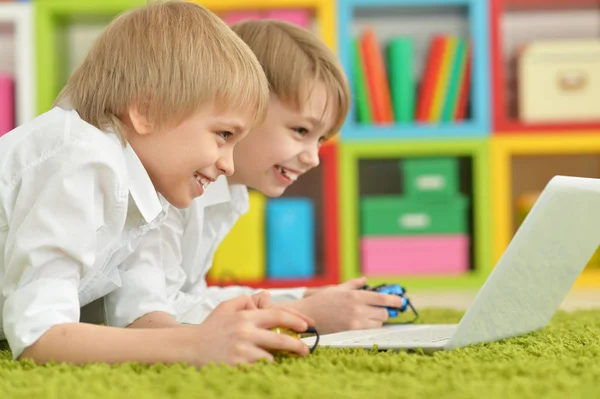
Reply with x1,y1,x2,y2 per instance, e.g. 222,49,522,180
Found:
302,175,600,352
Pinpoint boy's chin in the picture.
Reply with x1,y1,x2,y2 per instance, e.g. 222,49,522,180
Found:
259,183,288,198
163,191,192,210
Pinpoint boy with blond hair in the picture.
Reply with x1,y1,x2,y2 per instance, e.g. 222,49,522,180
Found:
158,19,405,339
0,2,312,368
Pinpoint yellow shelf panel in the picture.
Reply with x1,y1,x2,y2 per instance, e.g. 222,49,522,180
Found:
493,133,600,154
491,134,600,287
576,270,600,288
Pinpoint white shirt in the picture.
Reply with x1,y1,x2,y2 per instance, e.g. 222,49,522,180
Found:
161,176,306,325
0,107,176,359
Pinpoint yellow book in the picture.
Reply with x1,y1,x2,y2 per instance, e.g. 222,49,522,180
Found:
430,36,457,122
209,190,266,282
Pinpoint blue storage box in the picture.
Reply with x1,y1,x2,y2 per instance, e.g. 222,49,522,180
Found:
266,197,315,279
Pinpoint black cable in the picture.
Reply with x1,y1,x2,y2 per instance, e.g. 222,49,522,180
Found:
303,326,320,353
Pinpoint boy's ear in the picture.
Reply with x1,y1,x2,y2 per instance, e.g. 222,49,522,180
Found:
127,100,153,135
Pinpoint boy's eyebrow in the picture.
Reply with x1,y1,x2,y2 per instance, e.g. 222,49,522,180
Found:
219,121,244,133
305,116,324,128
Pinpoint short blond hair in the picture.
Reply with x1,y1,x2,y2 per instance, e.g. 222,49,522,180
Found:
56,1,269,142
231,19,350,138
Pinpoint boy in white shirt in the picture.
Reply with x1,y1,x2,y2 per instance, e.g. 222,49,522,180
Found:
0,2,313,368
160,20,405,335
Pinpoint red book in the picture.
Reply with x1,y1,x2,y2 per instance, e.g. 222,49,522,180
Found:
361,29,394,124
455,44,472,121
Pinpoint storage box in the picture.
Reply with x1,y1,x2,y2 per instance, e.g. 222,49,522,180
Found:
0,74,15,137
360,195,469,236
221,10,262,25
361,235,469,276
210,190,266,282
264,9,311,28
518,39,600,123
402,157,459,200
266,197,315,279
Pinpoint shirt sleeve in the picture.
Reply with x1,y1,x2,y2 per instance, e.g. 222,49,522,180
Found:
159,202,306,325
103,225,177,328
173,286,307,325
2,143,124,359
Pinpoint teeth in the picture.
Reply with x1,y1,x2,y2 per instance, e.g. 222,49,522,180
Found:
194,172,211,189
276,165,298,181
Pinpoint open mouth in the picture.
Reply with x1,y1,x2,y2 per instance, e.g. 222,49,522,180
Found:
274,165,299,183
193,171,212,190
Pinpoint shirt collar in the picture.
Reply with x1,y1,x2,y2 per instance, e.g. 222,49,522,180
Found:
122,144,163,223
229,184,249,214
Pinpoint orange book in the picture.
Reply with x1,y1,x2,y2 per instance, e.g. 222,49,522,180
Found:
415,35,446,122
360,29,394,124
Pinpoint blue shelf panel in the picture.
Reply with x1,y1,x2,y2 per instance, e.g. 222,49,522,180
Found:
337,0,491,141
342,121,488,141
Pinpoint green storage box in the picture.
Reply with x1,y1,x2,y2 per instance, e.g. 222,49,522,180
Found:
402,157,459,199
360,195,469,236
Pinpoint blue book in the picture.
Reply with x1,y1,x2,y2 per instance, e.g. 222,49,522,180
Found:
266,197,315,279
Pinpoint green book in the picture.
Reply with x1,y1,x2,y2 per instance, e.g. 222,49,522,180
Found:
388,37,414,123
351,38,371,124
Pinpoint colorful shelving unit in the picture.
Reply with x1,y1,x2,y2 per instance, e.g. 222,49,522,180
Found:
341,139,491,289
491,0,600,134
35,0,145,115
24,0,600,292
338,0,490,140
0,2,35,128
337,0,492,290
491,135,600,288
490,0,600,288
207,143,340,289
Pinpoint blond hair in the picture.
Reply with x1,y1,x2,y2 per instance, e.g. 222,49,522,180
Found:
56,1,269,143
231,19,350,138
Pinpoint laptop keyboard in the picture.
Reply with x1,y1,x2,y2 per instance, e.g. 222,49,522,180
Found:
339,324,457,346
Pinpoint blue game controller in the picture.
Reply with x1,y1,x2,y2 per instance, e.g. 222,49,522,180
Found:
361,283,419,322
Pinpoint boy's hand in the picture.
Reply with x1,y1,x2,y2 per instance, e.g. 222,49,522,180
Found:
282,277,406,334
250,290,272,309
183,295,314,367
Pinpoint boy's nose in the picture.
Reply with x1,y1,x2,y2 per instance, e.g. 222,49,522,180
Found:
300,147,320,168
217,152,234,176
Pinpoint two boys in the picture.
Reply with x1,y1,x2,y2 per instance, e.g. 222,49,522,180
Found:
0,1,399,367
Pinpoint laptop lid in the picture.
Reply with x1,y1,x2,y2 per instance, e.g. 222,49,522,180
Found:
446,175,600,349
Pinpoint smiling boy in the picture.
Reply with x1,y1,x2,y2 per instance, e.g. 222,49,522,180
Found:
156,20,405,337
0,3,312,368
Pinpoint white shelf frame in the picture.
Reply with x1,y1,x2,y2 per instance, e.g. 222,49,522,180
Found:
0,3,35,126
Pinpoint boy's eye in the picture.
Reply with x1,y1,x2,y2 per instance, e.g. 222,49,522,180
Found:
318,136,327,147
218,131,232,140
293,127,309,136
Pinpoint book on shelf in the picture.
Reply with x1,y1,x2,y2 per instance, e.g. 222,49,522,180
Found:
352,30,471,127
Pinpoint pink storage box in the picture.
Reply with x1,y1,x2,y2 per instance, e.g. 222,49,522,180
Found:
264,9,311,28
361,235,469,276
222,10,262,25
0,74,15,137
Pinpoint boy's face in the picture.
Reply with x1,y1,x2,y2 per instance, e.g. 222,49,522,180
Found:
229,82,334,197
127,104,252,208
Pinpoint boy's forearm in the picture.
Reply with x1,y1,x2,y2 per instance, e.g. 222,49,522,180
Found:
19,322,191,365
126,311,181,329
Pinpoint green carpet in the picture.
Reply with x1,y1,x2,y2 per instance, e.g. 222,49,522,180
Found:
1,308,599,399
